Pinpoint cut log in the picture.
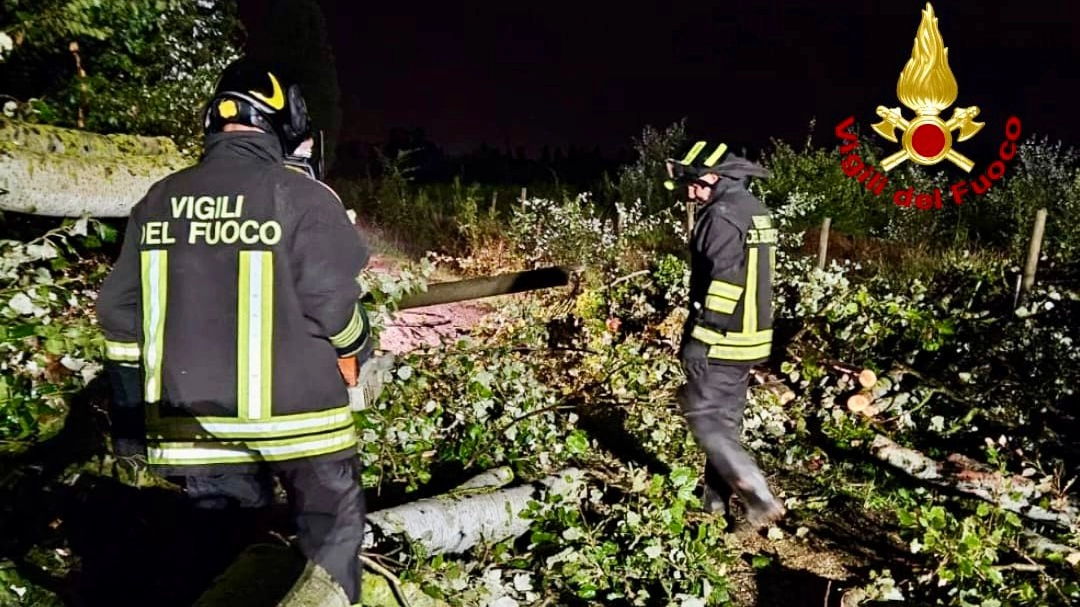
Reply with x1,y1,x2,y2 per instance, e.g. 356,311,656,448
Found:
868,433,1079,529
0,118,191,217
363,467,585,555
846,393,872,414
192,543,350,607
192,543,452,607
856,369,878,389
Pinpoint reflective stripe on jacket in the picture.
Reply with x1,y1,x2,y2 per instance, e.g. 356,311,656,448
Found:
95,132,369,472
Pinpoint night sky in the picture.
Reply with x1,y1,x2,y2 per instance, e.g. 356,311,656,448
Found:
243,1,1080,161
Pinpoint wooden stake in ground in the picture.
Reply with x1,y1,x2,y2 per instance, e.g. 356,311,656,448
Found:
1022,208,1048,293
817,217,832,270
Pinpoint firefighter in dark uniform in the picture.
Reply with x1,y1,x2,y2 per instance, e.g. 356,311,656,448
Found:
96,57,372,604
664,140,786,530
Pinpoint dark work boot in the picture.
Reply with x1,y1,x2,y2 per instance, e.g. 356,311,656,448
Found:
702,483,727,514
700,463,737,530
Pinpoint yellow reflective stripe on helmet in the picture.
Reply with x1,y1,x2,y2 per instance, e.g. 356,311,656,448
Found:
146,425,358,466
703,143,728,167
146,403,354,440
691,325,772,347
140,250,168,403
330,304,366,349
105,340,141,362
678,141,708,165
705,296,737,314
708,280,743,301
237,251,274,420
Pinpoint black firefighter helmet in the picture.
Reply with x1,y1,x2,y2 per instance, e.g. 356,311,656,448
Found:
663,140,770,190
663,140,731,191
203,57,312,155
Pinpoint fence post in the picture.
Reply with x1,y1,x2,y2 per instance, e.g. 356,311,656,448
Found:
686,202,696,236
817,217,832,270
519,187,527,211
1021,208,1048,293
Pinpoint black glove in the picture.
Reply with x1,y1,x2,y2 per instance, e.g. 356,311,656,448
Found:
355,305,375,363
104,361,146,457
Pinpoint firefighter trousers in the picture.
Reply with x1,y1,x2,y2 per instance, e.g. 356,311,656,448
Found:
678,358,776,516
180,454,366,603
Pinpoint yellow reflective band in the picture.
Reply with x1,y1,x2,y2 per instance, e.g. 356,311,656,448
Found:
330,304,365,349
708,280,743,301
707,342,771,361
691,325,773,347
703,143,728,167
747,227,779,244
679,141,707,165
147,426,358,466
691,325,772,361
140,250,168,403
147,404,354,440
238,251,274,420
105,340,140,362
705,296,737,315
752,215,774,229
744,248,759,333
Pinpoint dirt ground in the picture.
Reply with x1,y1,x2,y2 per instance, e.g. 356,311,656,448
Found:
361,253,494,355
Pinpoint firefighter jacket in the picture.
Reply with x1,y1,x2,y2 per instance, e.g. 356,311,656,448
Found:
95,131,371,474
680,164,777,366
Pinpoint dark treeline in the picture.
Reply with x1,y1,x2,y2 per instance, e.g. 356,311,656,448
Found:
331,127,767,191
332,127,638,189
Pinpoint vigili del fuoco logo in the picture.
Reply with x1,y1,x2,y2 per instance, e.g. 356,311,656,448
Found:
834,3,1022,210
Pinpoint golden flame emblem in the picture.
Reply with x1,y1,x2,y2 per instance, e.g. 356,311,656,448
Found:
872,3,984,172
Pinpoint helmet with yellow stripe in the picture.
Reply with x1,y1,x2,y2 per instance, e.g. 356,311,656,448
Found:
663,141,731,191
203,57,312,155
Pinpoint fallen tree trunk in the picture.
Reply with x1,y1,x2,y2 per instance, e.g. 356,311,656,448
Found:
1023,531,1080,567
383,266,578,311
192,543,351,607
195,467,581,606
868,433,1079,530
0,118,190,217
192,543,452,607
364,467,585,554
